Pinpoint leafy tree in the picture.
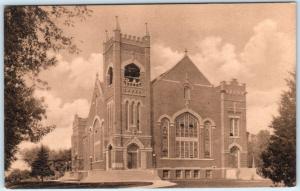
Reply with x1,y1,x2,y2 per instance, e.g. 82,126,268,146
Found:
20,146,40,166
4,6,91,170
21,147,71,177
259,72,296,186
31,145,54,182
5,169,31,185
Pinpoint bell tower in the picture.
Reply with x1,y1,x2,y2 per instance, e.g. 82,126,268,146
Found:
102,17,152,170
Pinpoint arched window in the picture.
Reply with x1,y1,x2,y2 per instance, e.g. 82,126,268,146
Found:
175,112,198,158
124,63,140,82
136,102,141,131
93,119,102,161
130,102,134,125
204,121,211,158
184,86,191,100
230,117,239,137
107,67,113,85
161,118,169,158
125,101,129,131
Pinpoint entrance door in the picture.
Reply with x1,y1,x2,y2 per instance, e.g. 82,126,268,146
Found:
127,144,139,169
229,146,240,168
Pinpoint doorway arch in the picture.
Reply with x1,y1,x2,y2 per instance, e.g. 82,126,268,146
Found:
127,144,139,169
229,146,240,168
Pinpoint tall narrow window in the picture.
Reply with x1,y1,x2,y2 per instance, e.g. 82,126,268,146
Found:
125,101,129,130
93,120,102,161
184,86,191,100
204,121,211,158
230,118,239,137
107,67,113,85
161,118,169,157
130,102,134,125
136,103,141,131
107,101,113,130
175,112,198,158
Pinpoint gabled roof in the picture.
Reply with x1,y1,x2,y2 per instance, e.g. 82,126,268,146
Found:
152,55,211,86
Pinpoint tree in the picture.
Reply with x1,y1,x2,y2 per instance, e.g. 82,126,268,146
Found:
31,145,54,182
21,147,71,177
20,146,40,167
5,169,31,185
4,6,91,170
259,72,296,186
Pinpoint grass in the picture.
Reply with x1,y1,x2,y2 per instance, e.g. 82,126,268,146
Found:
6,181,153,189
6,179,275,188
167,179,274,188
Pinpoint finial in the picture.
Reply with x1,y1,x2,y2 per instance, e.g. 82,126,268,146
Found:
105,30,109,41
184,48,188,56
115,16,121,31
145,22,149,36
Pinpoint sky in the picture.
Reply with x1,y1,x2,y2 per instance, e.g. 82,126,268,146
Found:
11,3,295,170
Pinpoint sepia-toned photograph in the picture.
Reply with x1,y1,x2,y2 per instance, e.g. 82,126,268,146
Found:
4,3,296,188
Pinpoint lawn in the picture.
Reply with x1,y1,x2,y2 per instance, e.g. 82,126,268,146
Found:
167,179,274,188
6,179,276,188
6,181,152,189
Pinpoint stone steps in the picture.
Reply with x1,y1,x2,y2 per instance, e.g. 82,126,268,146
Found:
82,169,161,182
226,168,265,180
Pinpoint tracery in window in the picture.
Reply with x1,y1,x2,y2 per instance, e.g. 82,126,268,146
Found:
175,112,198,158
161,118,169,157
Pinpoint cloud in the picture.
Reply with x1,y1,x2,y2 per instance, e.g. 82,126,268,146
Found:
150,19,294,134
241,19,295,89
49,53,103,88
151,43,183,79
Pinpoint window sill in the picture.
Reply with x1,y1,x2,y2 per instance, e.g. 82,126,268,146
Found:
229,136,240,138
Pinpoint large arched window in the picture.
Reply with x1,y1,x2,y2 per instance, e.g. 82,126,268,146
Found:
93,119,102,161
161,118,169,158
124,63,140,82
175,112,198,158
107,67,113,85
204,121,211,158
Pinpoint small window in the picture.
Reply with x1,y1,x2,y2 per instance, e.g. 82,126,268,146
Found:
162,170,170,179
185,170,191,179
176,170,182,179
205,170,213,179
193,170,200,178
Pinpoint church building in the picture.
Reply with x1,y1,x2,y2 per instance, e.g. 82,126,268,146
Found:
71,18,248,180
